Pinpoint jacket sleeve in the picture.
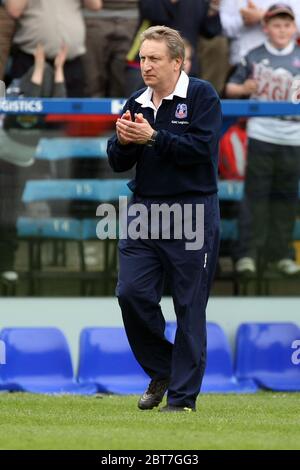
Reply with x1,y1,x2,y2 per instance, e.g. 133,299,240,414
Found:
227,56,252,84
200,13,222,39
155,84,222,167
106,103,140,172
139,0,176,24
107,136,140,173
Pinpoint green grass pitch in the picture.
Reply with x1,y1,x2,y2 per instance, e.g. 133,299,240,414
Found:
0,392,299,450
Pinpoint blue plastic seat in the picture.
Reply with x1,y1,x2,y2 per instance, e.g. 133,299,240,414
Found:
218,180,244,201
17,217,117,240
165,322,257,393
0,328,97,395
220,219,238,241
220,219,300,242
0,339,8,391
36,137,108,160
17,217,83,240
22,179,131,203
235,322,300,391
19,179,128,295
77,327,149,394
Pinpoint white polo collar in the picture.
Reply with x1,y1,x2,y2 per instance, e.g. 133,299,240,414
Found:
135,71,189,112
265,40,295,56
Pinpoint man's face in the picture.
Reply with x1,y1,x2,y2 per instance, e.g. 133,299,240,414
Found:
139,39,182,90
264,17,297,49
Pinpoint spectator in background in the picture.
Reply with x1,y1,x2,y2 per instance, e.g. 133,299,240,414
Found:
84,0,138,97
198,35,230,96
195,1,230,97
126,0,222,96
7,43,68,98
5,0,102,97
220,0,300,67
225,4,300,276
0,42,68,289
0,0,15,81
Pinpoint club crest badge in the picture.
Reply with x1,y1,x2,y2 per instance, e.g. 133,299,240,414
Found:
175,103,187,119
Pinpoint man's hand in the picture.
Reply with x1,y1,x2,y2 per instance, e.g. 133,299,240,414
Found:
240,1,264,26
31,44,45,86
54,43,68,70
226,79,257,98
54,43,68,84
116,112,154,145
34,43,45,70
242,79,258,96
116,110,132,145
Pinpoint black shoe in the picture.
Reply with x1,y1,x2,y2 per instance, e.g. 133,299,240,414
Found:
138,378,169,410
159,405,196,413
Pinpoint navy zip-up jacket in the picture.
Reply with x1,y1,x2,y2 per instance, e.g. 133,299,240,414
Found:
107,76,222,197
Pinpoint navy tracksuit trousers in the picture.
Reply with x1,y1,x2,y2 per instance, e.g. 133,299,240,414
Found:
116,193,220,408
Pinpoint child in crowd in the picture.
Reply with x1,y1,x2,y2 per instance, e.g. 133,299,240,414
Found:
226,3,300,276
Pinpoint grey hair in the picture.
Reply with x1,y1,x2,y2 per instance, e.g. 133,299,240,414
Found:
140,25,185,70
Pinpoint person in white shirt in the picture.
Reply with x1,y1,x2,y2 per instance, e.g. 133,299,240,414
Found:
226,4,300,276
220,0,300,65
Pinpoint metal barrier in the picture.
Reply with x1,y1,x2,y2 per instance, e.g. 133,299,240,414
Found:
1,98,300,116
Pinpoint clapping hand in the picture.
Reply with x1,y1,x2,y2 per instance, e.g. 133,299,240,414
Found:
116,111,154,145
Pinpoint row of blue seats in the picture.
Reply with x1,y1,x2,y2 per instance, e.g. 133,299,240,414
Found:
18,177,300,242
21,178,300,203
17,217,300,242
17,217,103,240
0,323,299,395
36,138,108,160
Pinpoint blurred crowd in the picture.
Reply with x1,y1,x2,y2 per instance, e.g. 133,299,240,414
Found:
1,0,299,99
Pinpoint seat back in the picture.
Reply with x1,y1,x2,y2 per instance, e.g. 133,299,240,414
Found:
235,322,300,379
0,328,73,382
22,179,131,203
36,137,108,160
165,322,234,379
77,327,146,381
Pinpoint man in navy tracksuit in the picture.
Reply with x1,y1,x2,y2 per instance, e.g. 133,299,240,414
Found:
107,26,222,412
